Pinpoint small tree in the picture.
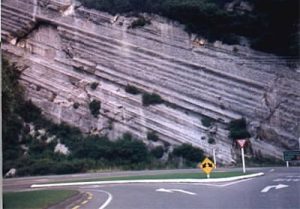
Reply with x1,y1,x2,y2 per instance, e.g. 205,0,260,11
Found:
142,93,164,106
125,84,140,95
201,116,213,127
228,118,251,140
89,100,101,117
90,82,99,90
208,138,216,144
128,16,151,29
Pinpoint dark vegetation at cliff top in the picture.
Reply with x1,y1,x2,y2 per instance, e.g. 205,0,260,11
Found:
79,0,299,57
2,57,205,177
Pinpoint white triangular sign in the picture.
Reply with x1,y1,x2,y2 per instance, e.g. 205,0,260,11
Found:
237,139,247,148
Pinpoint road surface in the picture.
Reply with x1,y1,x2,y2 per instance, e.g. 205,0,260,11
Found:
3,167,300,209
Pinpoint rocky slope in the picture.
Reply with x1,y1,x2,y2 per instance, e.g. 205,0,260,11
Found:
2,0,300,164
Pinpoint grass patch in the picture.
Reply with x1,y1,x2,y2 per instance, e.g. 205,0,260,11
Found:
3,190,77,209
55,171,251,183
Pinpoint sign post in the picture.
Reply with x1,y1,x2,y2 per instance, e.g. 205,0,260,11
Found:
237,139,247,173
241,147,246,173
213,148,217,169
283,150,300,168
198,157,215,178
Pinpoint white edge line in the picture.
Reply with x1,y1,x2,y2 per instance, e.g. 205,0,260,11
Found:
219,178,254,187
93,190,113,209
31,172,264,188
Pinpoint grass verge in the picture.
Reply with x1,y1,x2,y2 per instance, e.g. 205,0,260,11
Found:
56,171,251,183
3,190,77,209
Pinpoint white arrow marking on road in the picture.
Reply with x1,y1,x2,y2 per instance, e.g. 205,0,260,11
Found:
171,189,197,195
156,188,196,195
261,184,289,193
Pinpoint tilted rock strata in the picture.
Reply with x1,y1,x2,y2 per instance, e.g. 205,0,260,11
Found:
2,0,300,164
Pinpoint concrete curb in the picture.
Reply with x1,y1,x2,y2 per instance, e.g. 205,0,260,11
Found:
31,172,264,188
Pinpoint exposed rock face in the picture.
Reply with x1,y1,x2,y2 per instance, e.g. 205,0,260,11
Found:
54,142,70,155
5,168,17,178
2,0,300,164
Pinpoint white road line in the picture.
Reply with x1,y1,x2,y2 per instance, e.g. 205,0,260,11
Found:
156,188,196,195
31,172,264,188
80,185,102,189
189,178,254,187
273,178,299,182
90,190,113,209
219,178,254,187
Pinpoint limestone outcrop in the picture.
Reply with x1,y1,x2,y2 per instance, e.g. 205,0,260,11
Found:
2,0,300,164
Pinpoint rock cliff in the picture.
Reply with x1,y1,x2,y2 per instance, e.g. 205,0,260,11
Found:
2,0,300,164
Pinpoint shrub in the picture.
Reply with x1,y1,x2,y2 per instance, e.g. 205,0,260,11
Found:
90,82,99,90
233,46,239,52
228,118,251,140
128,16,151,29
151,146,165,159
73,66,85,73
28,159,56,175
163,141,170,147
73,102,80,109
114,136,150,164
125,84,140,95
17,100,42,123
108,120,113,130
123,132,133,141
73,136,113,160
147,131,159,142
53,161,82,174
201,116,213,127
208,138,216,144
173,143,204,163
89,100,101,117
142,93,164,106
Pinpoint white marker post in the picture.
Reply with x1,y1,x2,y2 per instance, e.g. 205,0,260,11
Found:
241,147,246,173
237,139,247,174
213,148,217,169
286,161,289,168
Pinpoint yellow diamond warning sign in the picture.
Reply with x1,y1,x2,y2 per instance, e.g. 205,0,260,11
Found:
198,157,215,175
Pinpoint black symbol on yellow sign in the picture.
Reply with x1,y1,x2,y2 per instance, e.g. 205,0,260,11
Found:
202,162,213,168
199,157,215,175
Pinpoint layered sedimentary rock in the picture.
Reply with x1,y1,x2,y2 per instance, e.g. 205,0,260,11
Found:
2,0,300,164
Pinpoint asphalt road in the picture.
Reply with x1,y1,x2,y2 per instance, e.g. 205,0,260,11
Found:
3,167,300,209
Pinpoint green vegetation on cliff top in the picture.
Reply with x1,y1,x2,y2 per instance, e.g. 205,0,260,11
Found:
79,0,299,57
